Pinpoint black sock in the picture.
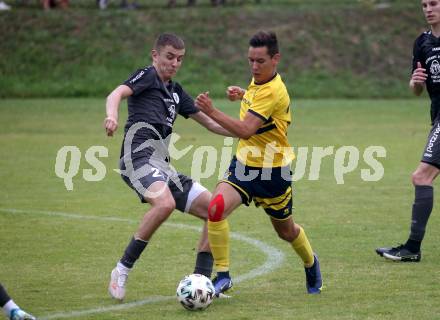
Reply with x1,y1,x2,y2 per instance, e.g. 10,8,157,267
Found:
193,251,213,278
120,237,148,269
405,239,421,253
0,284,11,307
406,185,433,252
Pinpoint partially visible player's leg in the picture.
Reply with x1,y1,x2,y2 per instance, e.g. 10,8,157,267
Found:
270,217,322,294
207,182,242,296
378,122,440,261
184,184,211,250
168,173,216,278
270,218,314,266
1,284,36,320
109,181,176,300
0,284,10,309
377,161,439,262
184,185,215,278
259,168,321,294
407,162,439,250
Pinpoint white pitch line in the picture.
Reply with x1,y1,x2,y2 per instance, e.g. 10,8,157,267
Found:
41,296,174,320
0,208,285,319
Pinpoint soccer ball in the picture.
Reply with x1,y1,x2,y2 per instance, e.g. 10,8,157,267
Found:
176,274,215,311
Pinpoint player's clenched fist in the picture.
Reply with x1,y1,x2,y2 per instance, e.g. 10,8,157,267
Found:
104,116,118,137
195,92,215,115
226,86,245,101
411,61,428,85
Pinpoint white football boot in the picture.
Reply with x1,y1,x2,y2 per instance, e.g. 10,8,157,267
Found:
108,264,130,301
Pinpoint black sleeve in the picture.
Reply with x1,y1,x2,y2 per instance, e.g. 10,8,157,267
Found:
178,88,200,119
123,67,155,96
412,35,424,72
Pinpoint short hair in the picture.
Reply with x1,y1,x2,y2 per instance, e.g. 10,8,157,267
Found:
154,33,185,51
249,31,279,57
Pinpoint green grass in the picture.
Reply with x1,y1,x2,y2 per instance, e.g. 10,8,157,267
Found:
1,98,440,320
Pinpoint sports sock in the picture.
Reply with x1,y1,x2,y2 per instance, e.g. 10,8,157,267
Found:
120,236,148,269
116,261,131,274
0,284,11,307
193,251,214,278
405,239,421,253
406,185,433,252
291,226,314,268
208,219,230,272
2,300,19,318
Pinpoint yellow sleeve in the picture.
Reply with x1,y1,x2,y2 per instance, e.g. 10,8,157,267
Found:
248,86,274,121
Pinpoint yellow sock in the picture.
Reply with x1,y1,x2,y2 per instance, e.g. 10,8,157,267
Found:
208,219,230,272
291,226,314,267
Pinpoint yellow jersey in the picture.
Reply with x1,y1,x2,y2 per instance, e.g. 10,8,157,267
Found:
236,73,294,168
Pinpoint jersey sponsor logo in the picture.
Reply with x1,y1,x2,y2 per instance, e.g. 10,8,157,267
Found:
242,97,251,107
168,104,176,122
426,123,440,154
430,60,440,76
173,92,180,104
129,70,145,84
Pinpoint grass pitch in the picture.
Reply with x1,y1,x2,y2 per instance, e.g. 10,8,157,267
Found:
0,98,439,320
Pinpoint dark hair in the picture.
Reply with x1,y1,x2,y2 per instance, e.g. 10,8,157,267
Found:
154,33,185,51
249,31,279,57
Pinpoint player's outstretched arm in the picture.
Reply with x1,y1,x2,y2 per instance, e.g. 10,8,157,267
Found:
104,85,133,137
189,111,236,137
410,61,427,96
195,92,263,139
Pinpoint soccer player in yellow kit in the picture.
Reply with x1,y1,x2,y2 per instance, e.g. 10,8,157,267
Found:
195,31,322,296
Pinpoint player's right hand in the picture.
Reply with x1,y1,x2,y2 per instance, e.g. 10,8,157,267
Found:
104,116,118,137
411,61,428,85
226,86,245,101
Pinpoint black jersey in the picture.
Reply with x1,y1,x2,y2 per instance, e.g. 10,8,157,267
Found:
122,66,199,139
413,31,440,123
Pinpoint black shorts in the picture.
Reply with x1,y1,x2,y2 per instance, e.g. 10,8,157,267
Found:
421,121,440,169
221,157,293,220
119,155,197,212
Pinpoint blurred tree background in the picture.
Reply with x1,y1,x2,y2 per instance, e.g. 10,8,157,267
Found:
0,0,426,98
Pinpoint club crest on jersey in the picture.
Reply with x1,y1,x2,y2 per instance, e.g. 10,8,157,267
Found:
430,60,440,76
173,92,180,104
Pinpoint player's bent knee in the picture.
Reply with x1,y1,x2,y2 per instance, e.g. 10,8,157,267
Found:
163,199,176,213
153,199,176,217
208,194,225,222
412,171,430,185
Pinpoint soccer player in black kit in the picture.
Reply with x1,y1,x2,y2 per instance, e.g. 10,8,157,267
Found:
104,33,232,300
376,0,440,262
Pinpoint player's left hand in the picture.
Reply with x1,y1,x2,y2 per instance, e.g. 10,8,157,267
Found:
195,92,215,115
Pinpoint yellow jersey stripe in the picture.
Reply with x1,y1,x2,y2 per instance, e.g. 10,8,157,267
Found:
256,123,276,134
248,109,268,121
254,186,292,205
255,194,291,210
254,187,292,210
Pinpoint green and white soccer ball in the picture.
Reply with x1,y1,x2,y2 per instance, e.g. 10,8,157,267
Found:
176,274,215,311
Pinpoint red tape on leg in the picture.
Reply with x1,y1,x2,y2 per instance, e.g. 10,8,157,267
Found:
208,194,225,222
